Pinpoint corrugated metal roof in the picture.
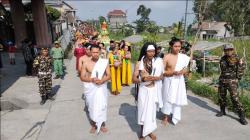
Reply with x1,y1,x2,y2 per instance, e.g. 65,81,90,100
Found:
192,21,227,31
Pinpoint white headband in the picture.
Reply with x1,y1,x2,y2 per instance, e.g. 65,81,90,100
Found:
147,45,155,51
87,45,91,49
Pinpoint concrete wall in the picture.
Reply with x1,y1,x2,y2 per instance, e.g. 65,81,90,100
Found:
109,16,127,29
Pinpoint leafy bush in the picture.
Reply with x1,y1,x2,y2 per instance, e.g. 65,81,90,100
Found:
142,32,159,43
191,72,202,81
109,31,125,41
187,80,218,102
131,47,140,62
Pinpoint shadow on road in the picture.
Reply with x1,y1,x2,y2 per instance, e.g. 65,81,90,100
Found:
187,95,218,113
119,103,140,138
1,52,26,95
51,85,61,97
187,95,239,121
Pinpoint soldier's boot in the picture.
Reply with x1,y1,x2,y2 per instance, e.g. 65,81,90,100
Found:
40,96,47,105
238,111,248,125
216,106,226,117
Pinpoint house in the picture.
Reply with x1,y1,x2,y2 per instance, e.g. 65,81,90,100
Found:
107,9,127,31
46,0,76,30
192,21,233,40
46,0,76,48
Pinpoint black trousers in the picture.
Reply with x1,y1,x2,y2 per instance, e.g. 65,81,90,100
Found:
26,61,33,76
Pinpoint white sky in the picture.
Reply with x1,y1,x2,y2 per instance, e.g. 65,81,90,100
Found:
66,0,196,26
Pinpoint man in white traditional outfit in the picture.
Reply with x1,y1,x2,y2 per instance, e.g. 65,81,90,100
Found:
137,42,163,140
162,37,190,125
80,44,110,134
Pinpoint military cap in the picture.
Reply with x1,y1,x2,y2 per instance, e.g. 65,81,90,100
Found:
224,44,234,50
54,41,60,44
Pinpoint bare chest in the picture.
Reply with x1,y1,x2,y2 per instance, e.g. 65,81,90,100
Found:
165,55,178,70
86,62,95,74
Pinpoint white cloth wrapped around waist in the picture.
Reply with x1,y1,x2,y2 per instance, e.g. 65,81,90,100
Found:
162,76,188,106
84,82,108,133
84,58,109,133
137,85,157,137
139,57,164,109
162,53,190,106
152,58,164,109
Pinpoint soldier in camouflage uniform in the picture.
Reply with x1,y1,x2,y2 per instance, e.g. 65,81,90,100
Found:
216,44,248,125
33,47,54,105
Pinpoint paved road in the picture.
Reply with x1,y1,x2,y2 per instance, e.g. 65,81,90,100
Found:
1,55,250,140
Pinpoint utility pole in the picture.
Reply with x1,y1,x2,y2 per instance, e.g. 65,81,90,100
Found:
183,0,188,40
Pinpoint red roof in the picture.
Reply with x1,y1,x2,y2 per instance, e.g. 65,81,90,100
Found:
108,10,126,16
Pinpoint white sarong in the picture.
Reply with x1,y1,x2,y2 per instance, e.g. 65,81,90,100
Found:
138,86,157,137
153,57,164,109
84,58,109,133
162,53,190,125
137,57,162,136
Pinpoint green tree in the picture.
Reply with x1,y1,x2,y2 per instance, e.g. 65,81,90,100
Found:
46,6,61,21
123,24,135,37
142,32,159,43
98,16,106,24
23,3,61,22
171,20,184,38
186,24,193,36
193,0,250,35
146,21,159,35
134,5,151,33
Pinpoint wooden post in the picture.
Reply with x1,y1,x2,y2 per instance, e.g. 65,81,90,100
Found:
31,0,52,48
203,51,206,77
9,0,27,48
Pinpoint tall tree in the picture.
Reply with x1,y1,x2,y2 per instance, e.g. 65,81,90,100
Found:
172,20,184,38
98,16,106,24
134,5,151,33
146,21,159,35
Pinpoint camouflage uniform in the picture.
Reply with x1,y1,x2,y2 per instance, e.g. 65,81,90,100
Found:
33,55,53,97
218,54,246,115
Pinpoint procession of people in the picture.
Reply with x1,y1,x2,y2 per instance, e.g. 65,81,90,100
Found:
68,24,248,140
28,22,248,140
